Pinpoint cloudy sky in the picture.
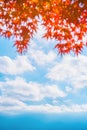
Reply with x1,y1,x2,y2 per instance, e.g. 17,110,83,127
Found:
0,24,87,115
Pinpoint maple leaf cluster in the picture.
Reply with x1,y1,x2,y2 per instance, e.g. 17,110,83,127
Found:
0,0,87,54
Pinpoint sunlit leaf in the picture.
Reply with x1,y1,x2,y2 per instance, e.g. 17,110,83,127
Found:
0,0,87,54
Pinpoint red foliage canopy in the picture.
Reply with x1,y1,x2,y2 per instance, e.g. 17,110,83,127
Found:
0,0,87,54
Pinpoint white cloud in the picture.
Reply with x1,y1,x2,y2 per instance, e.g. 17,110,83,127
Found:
0,55,35,75
0,96,25,107
0,97,87,114
0,96,27,114
46,55,87,90
28,26,57,66
0,77,66,102
0,77,87,114
29,49,57,66
42,85,66,98
0,77,67,114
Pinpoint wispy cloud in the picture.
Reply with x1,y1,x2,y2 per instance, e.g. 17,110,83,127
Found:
0,77,66,102
29,49,57,66
28,35,57,66
0,96,87,114
0,55,35,75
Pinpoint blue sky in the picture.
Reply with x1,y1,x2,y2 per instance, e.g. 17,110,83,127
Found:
0,24,87,130
0,24,87,116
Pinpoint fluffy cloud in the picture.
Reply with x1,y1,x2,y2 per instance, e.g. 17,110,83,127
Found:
46,55,87,90
0,55,35,75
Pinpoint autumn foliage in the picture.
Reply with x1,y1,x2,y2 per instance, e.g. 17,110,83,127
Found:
0,0,87,54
